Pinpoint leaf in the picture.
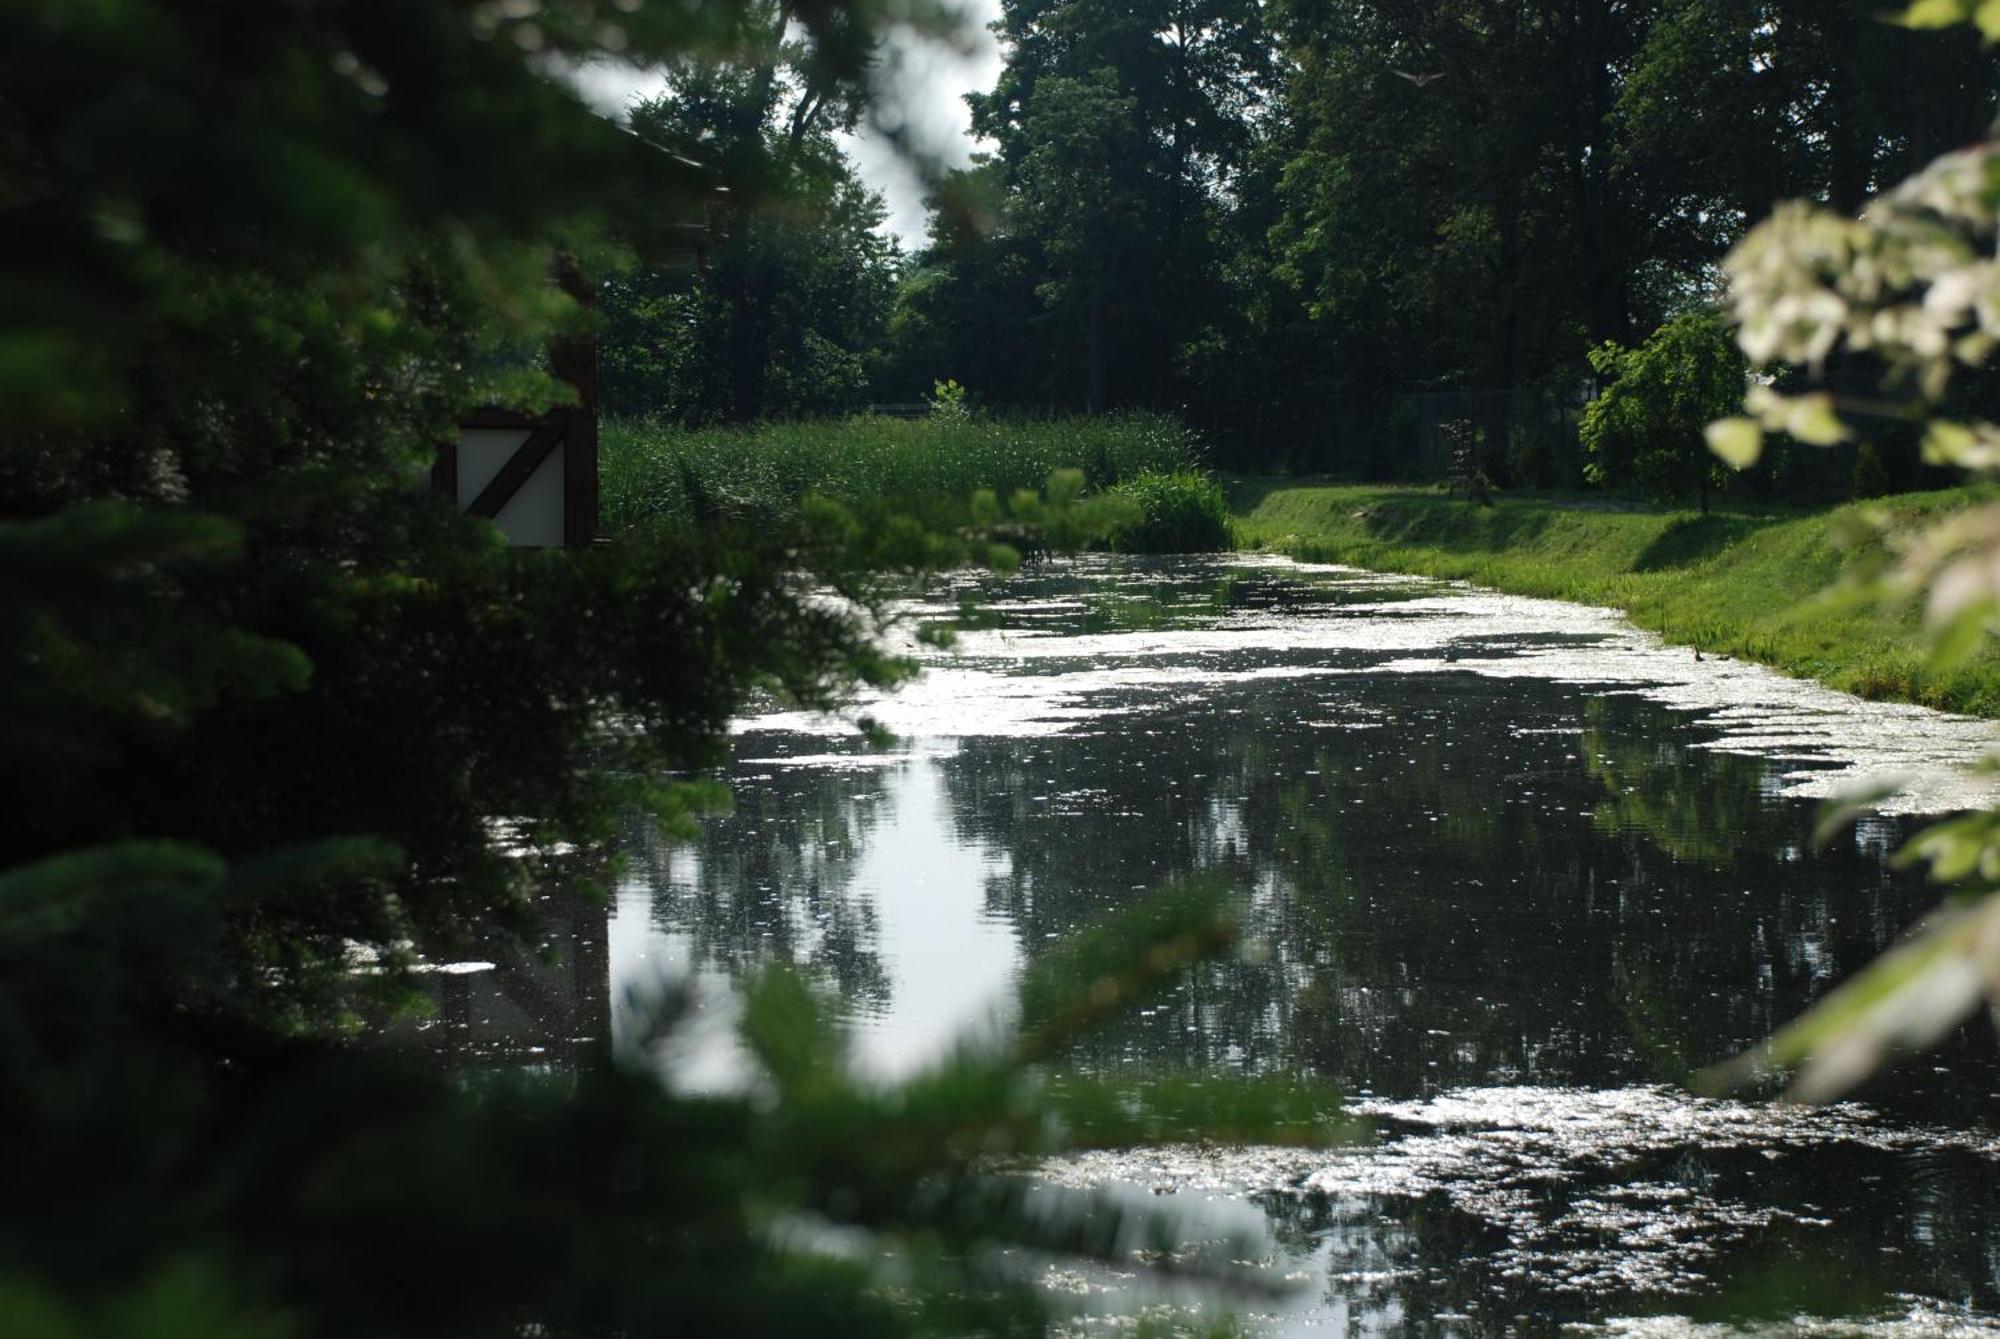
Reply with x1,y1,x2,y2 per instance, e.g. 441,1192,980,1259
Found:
1813,779,1911,846
1044,468,1085,509
1699,895,2000,1102
0,499,241,575
1922,419,1979,467
1785,393,1852,446
629,776,733,842
1899,0,1973,28
225,837,407,909
1928,597,1995,674
1704,417,1764,469
1892,811,2000,882
0,841,225,942
1045,1072,1360,1149
741,966,848,1096
1014,877,1237,1059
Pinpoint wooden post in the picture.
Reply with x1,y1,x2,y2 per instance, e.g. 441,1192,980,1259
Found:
438,256,600,548
553,256,598,549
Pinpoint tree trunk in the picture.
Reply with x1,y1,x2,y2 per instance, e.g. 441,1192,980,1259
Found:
1567,0,1631,349
1086,292,1111,414
728,261,774,423
1484,206,1522,488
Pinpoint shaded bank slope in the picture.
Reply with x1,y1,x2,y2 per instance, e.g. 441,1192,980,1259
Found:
1231,481,2000,718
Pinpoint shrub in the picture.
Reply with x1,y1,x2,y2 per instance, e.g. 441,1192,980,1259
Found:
1104,470,1235,553
1582,313,1747,510
926,377,971,422
1851,441,1892,499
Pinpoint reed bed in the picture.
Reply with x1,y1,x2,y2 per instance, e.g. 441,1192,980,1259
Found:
601,412,1206,533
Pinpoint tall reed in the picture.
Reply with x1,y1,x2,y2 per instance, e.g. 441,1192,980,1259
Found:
601,412,1205,532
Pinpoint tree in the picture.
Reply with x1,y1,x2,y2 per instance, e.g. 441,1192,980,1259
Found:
877,163,1053,406
915,0,1272,412
1581,313,1746,509
601,145,899,421
1271,0,1628,478
0,2,1341,1332
606,31,902,422
1263,0,1994,482
0,0,926,1035
1006,72,1149,412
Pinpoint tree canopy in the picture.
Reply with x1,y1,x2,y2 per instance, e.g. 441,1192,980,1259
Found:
850,0,1989,483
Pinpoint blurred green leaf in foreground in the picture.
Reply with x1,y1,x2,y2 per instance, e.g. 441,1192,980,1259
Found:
1704,1,2000,1100
0,851,1349,1335
0,1,1346,1333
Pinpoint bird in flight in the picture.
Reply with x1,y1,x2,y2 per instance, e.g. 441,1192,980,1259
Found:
1392,68,1447,87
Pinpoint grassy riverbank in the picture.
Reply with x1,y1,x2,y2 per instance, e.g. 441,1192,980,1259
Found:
601,413,1206,533
1231,480,2000,718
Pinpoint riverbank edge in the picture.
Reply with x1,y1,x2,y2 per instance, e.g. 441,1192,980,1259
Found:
1226,478,2000,720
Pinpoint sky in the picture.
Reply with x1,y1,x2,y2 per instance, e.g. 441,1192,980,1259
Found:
565,1,1004,249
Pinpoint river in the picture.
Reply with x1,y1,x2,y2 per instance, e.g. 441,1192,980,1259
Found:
452,554,2000,1334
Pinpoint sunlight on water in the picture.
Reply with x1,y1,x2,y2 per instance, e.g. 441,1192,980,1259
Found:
750,556,2000,815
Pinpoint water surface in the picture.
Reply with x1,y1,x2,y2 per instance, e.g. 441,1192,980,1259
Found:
460,556,2000,1332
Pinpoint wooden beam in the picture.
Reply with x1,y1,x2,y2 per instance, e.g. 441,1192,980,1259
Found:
431,440,458,499
461,406,549,430
553,255,599,548
563,404,597,547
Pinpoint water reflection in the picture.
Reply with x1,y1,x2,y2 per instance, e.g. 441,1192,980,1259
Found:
440,555,2000,1330
619,752,1021,1074
621,759,897,1010
894,674,1972,1111
375,891,610,1068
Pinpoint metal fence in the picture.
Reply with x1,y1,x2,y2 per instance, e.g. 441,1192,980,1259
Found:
1390,386,1870,499
1394,388,1585,486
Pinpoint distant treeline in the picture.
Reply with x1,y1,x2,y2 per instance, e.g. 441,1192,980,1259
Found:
603,1,1998,493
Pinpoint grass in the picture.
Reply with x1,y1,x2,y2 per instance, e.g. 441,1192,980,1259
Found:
601,412,1206,533
1229,479,2000,718
1104,470,1234,553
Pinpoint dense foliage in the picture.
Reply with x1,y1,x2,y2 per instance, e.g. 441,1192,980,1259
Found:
861,0,1995,479
11,0,2000,1326
599,12,902,423
0,0,931,1024
0,2,1343,1334
1686,2,2000,1103
600,411,1204,530
579,1,1996,495
1105,471,1236,554
1581,314,1746,509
